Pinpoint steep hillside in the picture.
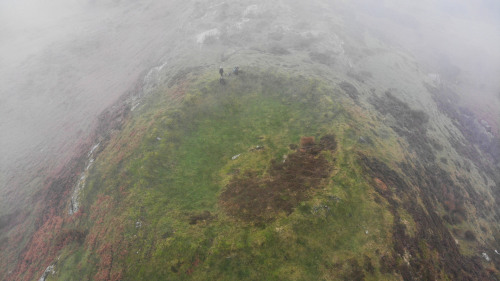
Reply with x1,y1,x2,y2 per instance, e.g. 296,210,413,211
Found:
6,68,497,280
1,1,500,280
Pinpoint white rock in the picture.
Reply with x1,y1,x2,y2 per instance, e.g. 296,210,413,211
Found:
88,143,100,157
196,29,220,44
38,264,55,281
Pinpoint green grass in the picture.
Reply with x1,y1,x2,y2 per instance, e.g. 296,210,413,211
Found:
48,70,397,281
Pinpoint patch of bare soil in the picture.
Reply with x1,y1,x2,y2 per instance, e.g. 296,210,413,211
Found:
360,154,494,281
219,135,336,222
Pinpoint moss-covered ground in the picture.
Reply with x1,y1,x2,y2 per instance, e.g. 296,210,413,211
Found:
48,70,398,280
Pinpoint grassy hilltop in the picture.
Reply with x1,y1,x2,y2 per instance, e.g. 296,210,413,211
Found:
46,71,396,280
2,1,500,280
11,69,495,280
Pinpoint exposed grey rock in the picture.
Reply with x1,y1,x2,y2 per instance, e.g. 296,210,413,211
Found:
38,264,55,281
250,145,264,152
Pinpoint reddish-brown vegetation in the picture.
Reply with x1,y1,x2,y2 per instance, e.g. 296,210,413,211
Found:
85,194,126,281
13,212,63,281
2,90,134,281
360,154,491,280
220,135,336,222
300,136,315,151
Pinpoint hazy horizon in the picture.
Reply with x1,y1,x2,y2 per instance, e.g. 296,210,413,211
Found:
1,0,499,210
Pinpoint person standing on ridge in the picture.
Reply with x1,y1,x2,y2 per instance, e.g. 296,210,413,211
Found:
219,66,225,84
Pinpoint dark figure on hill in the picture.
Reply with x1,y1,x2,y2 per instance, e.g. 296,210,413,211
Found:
233,66,239,75
219,66,224,77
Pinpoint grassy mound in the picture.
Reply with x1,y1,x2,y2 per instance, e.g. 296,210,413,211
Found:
47,70,395,280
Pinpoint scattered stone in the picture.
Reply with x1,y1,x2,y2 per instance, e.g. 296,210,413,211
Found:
135,221,142,228
69,174,87,215
88,143,100,157
481,252,490,262
250,145,264,152
312,205,330,214
38,264,55,281
231,154,241,160
69,143,100,215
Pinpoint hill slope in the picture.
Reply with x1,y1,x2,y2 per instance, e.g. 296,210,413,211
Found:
8,68,498,280
1,1,500,280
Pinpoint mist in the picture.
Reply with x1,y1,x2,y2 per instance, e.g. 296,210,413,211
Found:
1,0,186,208
349,0,500,98
1,0,499,216
1,0,500,279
